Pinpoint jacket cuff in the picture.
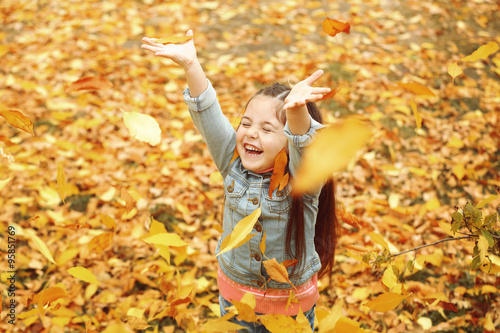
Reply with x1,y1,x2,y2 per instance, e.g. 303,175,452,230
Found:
182,79,216,112
284,117,324,148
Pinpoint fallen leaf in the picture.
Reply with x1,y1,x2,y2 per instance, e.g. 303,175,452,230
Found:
88,232,113,253
364,292,408,312
156,35,195,45
143,232,188,247
67,266,99,284
32,287,67,306
0,109,34,135
57,162,66,204
461,42,499,62
410,99,422,129
66,76,113,92
217,206,261,256
100,214,117,229
26,229,56,264
322,18,350,37
293,119,371,194
369,232,390,252
121,109,162,146
120,187,136,215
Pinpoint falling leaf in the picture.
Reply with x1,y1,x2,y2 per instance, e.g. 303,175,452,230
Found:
475,195,499,209
260,314,304,331
260,230,266,255
364,292,408,312
57,162,66,204
233,293,259,322
461,42,499,62
121,109,162,146
88,232,113,253
66,76,113,92
285,290,299,311
322,18,350,37
0,109,34,135
143,232,189,247
156,35,195,45
217,206,261,256
67,266,99,284
318,88,341,101
269,147,288,197
448,62,463,80
396,82,437,97
263,258,294,287
452,163,465,180
410,99,422,129
281,259,299,268
335,316,362,332
278,172,289,192
477,234,489,264
229,148,239,165
293,119,371,194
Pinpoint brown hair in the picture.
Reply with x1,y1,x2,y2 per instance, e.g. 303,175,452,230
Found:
252,83,339,279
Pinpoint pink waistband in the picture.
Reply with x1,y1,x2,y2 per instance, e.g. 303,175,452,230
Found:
217,268,318,316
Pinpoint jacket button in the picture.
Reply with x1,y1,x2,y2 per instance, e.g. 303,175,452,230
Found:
254,224,262,232
257,281,264,287
254,255,261,261
276,191,284,197
249,198,258,205
227,180,234,193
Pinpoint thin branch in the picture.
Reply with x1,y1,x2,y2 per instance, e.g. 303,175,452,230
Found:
389,236,472,258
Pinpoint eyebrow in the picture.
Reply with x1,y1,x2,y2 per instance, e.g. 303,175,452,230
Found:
241,116,278,129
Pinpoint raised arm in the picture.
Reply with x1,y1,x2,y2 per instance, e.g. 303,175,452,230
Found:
141,30,207,97
283,70,330,135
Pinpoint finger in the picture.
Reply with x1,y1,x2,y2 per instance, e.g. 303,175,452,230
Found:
304,69,324,85
186,29,193,37
313,87,331,95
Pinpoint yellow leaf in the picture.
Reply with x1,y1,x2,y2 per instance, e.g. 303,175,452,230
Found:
382,266,398,289
143,232,188,247
263,258,294,287
88,232,113,253
259,314,304,332
121,109,162,146
335,316,362,332
478,234,489,264
233,293,259,322
452,163,465,180
461,42,499,62
447,136,464,148
26,229,56,264
67,266,99,284
0,109,35,135
364,292,408,312
293,119,371,194
369,232,389,252
203,317,246,332
120,187,136,215
260,230,266,255
448,62,463,80
417,317,432,330
318,300,343,333
32,287,67,308
396,82,437,97
475,195,499,209
484,312,496,331
409,99,422,129
285,290,299,311
156,34,195,44
57,162,66,204
100,214,116,229
217,206,261,256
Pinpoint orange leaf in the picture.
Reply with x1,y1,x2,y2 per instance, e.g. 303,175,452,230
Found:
229,147,239,165
88,232,113,253
319,88,341,101
66,76,112,92
395,82,436,97
263,258,295,287
364,292,408,312
322,18,350,37
0,109,34,135
156,35,195,45
269,147,288,198
281,259,299,268
278,173,289,192
32,287,67,306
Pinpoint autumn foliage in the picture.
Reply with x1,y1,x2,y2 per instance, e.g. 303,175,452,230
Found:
1,0,500,332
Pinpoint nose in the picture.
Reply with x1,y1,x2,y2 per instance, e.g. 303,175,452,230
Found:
247,126,258,138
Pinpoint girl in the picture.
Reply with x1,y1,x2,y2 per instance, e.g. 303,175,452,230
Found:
142,30,339,332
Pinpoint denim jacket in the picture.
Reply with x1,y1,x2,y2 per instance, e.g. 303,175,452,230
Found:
183,80,324,289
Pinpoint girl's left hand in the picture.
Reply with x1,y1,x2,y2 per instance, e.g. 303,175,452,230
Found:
283,70,331,111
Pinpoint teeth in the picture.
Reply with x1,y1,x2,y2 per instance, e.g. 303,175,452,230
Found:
245,144,262,152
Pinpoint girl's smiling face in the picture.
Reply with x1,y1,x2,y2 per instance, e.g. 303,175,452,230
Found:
236,95,287,172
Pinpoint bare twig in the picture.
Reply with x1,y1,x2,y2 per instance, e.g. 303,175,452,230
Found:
388,236,472,258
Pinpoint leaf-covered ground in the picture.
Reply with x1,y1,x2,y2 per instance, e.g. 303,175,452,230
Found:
1,0,499,332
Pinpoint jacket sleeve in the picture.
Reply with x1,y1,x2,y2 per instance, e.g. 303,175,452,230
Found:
183,79,236,178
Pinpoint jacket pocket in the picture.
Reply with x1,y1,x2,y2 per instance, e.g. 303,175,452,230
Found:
224,176,248,209
265,185,292,214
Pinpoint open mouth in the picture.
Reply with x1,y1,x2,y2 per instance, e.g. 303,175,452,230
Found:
244,144,263,156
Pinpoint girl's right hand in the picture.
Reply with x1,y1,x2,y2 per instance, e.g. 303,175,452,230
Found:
141,30,198,69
